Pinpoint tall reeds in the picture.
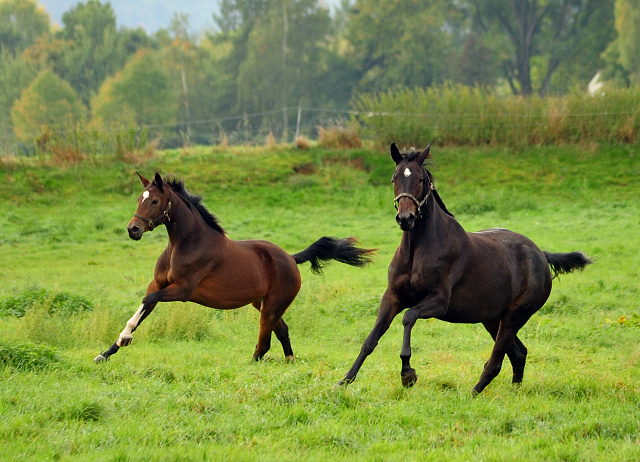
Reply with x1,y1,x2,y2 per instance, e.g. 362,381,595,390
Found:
352,84,640,148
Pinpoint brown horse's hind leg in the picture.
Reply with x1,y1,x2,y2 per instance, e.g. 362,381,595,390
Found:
273,318,295,360
252,297,294,361
252,301,294,360
482,319,528,384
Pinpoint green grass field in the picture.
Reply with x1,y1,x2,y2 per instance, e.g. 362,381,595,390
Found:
1,144,639,461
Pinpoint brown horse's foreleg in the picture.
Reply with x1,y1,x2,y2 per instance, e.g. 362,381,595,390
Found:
399,293,447,388
481,319,528,385
338,292,402,386
94,281,163,363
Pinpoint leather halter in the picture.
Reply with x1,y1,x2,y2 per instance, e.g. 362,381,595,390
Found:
394,182,435,218
134,190,173,230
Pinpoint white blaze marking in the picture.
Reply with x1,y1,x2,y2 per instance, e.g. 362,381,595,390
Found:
142,191,150,203
404,168,411,177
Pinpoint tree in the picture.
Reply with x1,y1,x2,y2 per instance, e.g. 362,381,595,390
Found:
0,0,50,56
11,69,86,141
91,49,176,128
344,0,461,93
55,0,153,105
214,0,340,139
467,0,615,96
604,0,640,85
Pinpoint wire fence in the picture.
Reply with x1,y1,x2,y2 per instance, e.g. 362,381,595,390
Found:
2,94,640,158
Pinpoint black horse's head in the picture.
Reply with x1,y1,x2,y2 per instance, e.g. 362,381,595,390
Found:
127,172,173,240
391,143,432,231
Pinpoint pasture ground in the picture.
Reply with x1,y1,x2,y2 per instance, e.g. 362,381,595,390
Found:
0,144,639,461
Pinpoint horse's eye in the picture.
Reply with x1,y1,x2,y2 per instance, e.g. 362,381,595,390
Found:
152,199,158,205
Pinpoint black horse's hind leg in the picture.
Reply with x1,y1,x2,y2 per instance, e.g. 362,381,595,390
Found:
473,309,532,395
482,319,528,384
338,292,402,386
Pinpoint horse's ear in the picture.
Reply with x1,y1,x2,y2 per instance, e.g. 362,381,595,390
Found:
136,172,150,187
154,172,164,191
390,143,403,164
417,143,432,165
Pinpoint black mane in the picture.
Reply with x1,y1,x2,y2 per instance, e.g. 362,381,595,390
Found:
401,148,454,217
164,178,225,233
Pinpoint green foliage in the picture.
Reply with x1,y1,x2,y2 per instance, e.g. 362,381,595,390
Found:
0,0,50,56
54,0,153,106
10,69,86,142
91,49,176,128
606,0,640,85
0,288,93,318
345,0,459,92
0,339,61,371
468,0,615,96
353,84,640,147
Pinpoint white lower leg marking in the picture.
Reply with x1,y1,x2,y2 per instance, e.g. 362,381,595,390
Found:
117,304,144,346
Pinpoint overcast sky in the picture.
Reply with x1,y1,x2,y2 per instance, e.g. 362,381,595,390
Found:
40,0,341,34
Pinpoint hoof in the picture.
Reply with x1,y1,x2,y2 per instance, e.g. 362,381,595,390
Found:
285,355,296,362
401,369,418,388
94,354,108,364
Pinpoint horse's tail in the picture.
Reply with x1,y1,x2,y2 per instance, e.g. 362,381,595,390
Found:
543,251,592,279
291,237,375,275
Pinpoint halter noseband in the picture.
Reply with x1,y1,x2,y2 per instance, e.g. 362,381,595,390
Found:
394,182,435,218
134,190,173,230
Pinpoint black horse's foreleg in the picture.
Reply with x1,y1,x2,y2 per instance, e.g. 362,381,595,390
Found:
338,292,402,386
399,292,447,388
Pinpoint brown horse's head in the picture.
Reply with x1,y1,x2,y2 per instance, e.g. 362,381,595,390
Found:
127,172,173,240
391,143,432,231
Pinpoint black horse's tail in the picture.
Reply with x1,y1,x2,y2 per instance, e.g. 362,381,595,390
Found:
544,251,592,279
291,237,375,275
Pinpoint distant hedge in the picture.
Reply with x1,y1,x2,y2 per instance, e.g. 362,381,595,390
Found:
352,84,640,148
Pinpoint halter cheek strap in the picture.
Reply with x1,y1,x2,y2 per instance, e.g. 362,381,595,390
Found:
394,183,434,218
134,190,173,230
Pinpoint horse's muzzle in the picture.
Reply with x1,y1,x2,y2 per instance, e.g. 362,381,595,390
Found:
127,224,143,240
396,212,416,231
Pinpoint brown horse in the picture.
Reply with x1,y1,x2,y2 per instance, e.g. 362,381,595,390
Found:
94,173,374,363
338,144,591,395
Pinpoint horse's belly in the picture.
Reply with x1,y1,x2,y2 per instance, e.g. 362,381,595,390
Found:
190,275,268,310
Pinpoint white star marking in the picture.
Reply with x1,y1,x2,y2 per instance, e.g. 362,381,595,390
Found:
404,168,411,177
142,191,150,203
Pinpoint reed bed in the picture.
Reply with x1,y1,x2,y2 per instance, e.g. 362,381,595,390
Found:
353,84,640,148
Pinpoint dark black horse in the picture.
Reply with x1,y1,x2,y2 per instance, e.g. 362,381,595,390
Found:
339,144,591,395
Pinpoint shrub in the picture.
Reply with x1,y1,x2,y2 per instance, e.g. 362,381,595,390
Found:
317,122,362,149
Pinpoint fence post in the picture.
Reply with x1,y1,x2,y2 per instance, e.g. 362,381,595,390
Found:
294,105,302,149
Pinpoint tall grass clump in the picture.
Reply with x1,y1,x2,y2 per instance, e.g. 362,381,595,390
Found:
353,84,640,148
0,340,61,371
0,288,93,318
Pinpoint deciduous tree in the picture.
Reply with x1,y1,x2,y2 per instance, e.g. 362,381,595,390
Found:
11,69,86,141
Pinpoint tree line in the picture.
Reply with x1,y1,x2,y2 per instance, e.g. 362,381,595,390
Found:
0,0,638,149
